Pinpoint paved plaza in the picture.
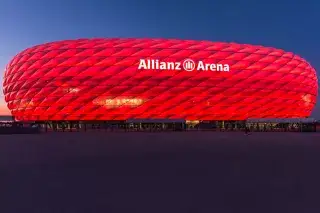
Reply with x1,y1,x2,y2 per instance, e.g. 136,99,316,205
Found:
0,132,320,212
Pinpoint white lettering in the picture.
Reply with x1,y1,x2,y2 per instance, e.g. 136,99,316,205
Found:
223,64,230,72
175,62,181,70
160,62,166,69
167,62,174,70
209,64,215,71
138,59,230,72
197,61,205,70
216,64,223,71
138,59,147,69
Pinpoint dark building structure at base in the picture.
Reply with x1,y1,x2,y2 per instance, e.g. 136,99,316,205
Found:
1,118,317,133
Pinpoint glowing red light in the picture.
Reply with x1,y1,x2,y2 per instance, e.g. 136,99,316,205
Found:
2,38,318,121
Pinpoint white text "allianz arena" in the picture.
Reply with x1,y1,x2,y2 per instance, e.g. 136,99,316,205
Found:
138,59,230,72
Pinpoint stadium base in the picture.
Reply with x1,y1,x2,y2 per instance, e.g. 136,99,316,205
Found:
1,119,318,133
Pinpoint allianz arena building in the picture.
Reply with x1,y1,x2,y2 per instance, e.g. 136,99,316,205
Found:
2,38,318,129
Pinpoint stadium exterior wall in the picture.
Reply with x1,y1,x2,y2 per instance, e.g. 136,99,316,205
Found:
2,38,318,121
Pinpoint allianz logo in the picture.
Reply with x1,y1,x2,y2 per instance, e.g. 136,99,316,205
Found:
138,59,230,72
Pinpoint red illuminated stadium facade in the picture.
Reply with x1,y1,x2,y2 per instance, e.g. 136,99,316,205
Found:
2,38,318,122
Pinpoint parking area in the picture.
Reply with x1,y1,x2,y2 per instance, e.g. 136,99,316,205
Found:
0,132,320,212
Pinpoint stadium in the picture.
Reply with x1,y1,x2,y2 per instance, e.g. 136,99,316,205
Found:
1,38,319,131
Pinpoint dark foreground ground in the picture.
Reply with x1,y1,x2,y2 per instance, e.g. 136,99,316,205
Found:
0,132,320,213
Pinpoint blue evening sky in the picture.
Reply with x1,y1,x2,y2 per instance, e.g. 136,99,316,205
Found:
0,0,319,117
